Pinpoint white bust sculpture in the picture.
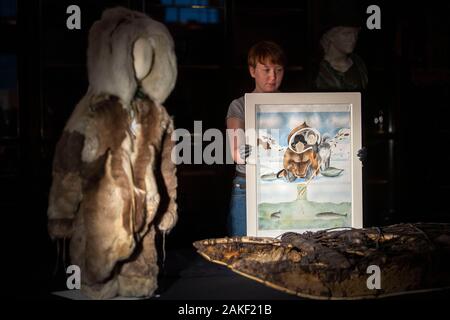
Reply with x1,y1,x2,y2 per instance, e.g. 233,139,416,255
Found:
320,26,360,73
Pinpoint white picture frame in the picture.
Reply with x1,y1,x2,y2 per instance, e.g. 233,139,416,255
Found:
245,92,363,237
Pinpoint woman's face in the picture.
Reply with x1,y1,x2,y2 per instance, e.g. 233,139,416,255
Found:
249,60,284,93
329,26,360,54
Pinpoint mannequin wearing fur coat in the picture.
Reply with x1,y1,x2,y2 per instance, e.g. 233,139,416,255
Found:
47,7,178,299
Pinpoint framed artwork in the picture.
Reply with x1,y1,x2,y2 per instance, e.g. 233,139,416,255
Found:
245,93,363,237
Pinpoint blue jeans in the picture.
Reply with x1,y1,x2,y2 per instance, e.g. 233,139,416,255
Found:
228,175,247,236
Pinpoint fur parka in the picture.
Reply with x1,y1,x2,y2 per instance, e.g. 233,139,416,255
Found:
47,7,177,299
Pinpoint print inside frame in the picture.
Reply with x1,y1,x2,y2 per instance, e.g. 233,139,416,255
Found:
245,92,363,237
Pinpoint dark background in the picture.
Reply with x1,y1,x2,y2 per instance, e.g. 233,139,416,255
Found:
1,0,450,299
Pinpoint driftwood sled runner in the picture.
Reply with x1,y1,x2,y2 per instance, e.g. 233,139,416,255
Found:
193,223,450,299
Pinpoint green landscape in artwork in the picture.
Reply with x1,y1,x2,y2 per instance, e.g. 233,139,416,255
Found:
258,197,351,230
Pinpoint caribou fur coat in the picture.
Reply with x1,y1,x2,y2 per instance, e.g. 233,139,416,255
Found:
47,7,177,299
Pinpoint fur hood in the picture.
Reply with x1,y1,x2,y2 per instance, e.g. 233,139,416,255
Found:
87,7,177,105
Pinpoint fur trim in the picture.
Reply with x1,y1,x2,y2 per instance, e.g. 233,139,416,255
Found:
87,7,177,105
48,219,74,239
